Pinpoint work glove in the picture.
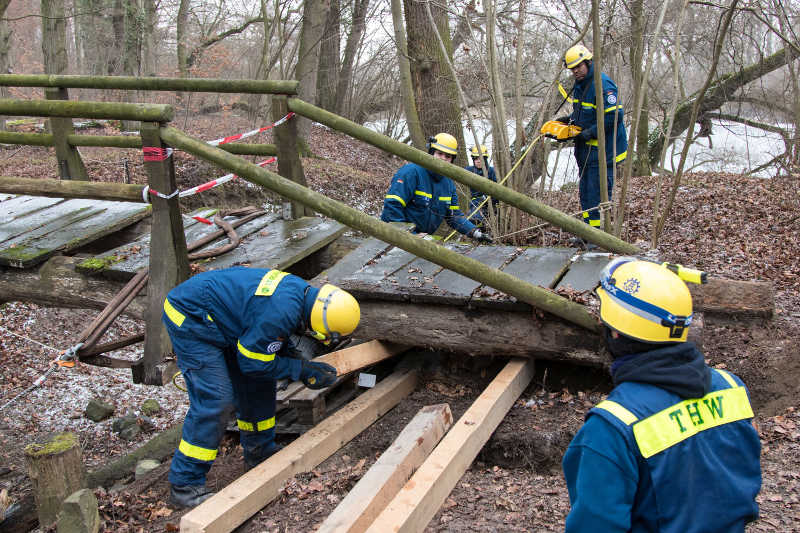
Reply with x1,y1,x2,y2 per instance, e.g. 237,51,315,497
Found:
469,228,494,244
554,116,571,124
577,129,592,142
300,360,338,389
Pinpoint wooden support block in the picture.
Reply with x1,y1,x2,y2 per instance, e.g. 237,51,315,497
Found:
314,340,409,376
288,376,356,426
318,404,454,533
689,278,774,318
365,358,535,533
180,369,418,533
24,432,87,528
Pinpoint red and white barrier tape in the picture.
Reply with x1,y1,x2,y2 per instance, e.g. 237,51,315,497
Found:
142,157,277,202
206,112,295,146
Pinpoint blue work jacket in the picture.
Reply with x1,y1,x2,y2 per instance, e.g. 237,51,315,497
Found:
569,63,628,167
465,164,498,201
380,163,476,235
163,267,316,381
563,363,761,532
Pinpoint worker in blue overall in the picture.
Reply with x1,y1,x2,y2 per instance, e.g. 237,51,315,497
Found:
162,267,360,508
555,44,627,236
562,258,761,532
380,132,492,243
465,144,498,228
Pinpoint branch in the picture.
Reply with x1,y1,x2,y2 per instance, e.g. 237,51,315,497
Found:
187,16,265,68
704,111,790,138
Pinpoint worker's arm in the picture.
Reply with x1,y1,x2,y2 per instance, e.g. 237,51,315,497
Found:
236,316,304,381
563,415,639,533
380,167,415,223
443,180,477,236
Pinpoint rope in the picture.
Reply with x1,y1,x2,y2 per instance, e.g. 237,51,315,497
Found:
443,134,544,243
496,201,614,240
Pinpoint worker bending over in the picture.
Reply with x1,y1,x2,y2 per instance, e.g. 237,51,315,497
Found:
381,132,492,243
563,258,761,532
465,144,498,228
162,267,360,508
556,45,627,233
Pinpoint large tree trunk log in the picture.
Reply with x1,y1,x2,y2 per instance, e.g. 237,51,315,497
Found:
689,279,774,318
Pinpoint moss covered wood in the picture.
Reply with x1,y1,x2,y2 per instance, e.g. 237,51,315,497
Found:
0,74,298,94
286,98,640,254
140,122,189,385
160,126,600,331
0,99,173,122
0,131,277,155
272,95,310,218
45,88,89,180
0,176,148,202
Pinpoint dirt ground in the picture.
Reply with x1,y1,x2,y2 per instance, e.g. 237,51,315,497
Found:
1,113,799,532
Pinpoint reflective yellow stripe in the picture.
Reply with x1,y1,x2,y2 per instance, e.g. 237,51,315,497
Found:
415,190,432,198
615,150,627,162
254,270,289,296
605,105,621,113
558,83,569,99
581,102,596,109
236,416,276,432
385,194,406,207
237,340,275,362
206,314,213,322
438,196,451,202
178,439,217,461
595,400,638,425
582,211,590,219
449,205,459,210
633,387,754,458
589,219,601,227
714,368,738,388
587,139,598,146
164,298,186,327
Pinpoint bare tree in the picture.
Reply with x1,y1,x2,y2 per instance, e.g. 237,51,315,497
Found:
391,0,424,149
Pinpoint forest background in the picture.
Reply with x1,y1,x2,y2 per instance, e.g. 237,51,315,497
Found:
0,0,798,247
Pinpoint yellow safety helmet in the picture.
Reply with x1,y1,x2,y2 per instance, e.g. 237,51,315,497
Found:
470,145,489,158
564,44,593,69
427,133,458,156
596,258,693,343
309,284,360,344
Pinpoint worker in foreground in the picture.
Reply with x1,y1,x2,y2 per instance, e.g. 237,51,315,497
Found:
562,258,761,531
162,267,360,508
555,44,627,239
465,144,498,228
380,132,492,243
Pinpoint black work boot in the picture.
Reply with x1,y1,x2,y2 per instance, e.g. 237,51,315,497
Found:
243,442,284,471
169,484,215,508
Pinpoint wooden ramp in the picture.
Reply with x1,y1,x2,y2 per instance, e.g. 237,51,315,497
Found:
315,237,613,309
78,209,347,280
0,193,150,268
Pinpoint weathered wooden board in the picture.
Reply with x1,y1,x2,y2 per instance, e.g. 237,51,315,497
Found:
314,237,391,286
430,246,518,303
201,217,347,271
0,195,150,268
556,251,612,292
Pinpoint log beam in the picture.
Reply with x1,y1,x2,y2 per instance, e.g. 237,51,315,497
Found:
0,176,148,203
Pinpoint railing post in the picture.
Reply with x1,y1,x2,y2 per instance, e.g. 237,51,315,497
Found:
135,121,189,385
272,95,311,219
44,87,89,180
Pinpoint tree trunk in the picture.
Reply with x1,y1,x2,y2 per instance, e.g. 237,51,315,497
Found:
176,0,190,77
296,0,331,147
403,0,464,162
334,0,370,116
141,0,157,76
24,433,87,529
647,46,793,167
391,0,424,150
316,0,340,112
41,0,69,75
0,17,10,131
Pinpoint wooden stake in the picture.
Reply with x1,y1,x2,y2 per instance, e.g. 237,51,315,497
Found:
318,404,453,533
365,358,535,533
24,432,87,528
180,369,418,533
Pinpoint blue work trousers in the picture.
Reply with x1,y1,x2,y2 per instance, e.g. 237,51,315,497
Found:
578,159,615,229
165,318,277,487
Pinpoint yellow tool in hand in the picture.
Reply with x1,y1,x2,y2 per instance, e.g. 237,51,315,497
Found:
659,262,707,284
540,120,582,141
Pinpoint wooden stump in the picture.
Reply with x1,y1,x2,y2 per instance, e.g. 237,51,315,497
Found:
24,432,87,528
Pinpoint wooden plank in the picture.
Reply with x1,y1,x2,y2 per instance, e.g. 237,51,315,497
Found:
475,247,574,305
201,217,346,271
338,246,418,300
556,251,612,292
180,369,418,533
315,340,409,376
318,404,454,533
0,199,150,268
365,359,535,533
0,197,93,243
0,195,65,225
430,246,518,303
312,236,392,286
